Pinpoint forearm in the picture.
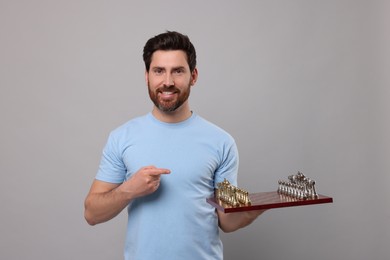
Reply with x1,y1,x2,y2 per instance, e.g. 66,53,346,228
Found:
84,183,132,225
84,167,170,225
218,209,266,233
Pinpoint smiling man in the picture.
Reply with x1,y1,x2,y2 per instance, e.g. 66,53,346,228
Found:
84,31,265,260
147,49,196,121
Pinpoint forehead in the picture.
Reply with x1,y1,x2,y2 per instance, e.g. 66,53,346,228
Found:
150,50,189,68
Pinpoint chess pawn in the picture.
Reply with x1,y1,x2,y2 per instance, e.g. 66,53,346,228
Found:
287,183,293,196
226,186,233,205
297,188,303,200
280,181,285,195
239,189,244,203
278,180,282,193
244,191,250,205
284,183,288,196
282,182,287,195
292,184,298,199
282,181,288,195
301,185,307,199
235,190,240,203
297,185,304,200
308,179,319,198
230,190,239,207
279,181,284,194
304,185,310,198
290,183,295,198
278,181,283,194
236,190,241,204
222,188,228,202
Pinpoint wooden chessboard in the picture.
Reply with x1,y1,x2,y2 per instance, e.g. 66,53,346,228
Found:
206,191,333,213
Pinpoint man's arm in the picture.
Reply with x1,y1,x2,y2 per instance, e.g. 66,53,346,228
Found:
217,208,266,233
84,180,128,226
215,188,266,232
84,166,170,225
217,188,265,233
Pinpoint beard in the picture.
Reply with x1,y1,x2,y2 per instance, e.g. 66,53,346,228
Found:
148,83,191,112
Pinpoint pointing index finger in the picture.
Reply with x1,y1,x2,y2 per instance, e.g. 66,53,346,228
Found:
149,168,171,176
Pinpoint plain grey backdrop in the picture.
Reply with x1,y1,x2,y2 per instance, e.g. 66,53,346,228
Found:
1,0,389,259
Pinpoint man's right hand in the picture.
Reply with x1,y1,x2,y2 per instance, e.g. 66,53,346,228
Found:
118,166,171,199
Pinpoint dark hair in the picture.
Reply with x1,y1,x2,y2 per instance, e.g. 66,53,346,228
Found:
143,31,197,72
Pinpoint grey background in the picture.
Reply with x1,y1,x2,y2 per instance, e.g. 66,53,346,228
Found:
1,0,389,259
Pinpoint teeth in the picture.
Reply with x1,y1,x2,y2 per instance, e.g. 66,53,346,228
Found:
162,92,174,94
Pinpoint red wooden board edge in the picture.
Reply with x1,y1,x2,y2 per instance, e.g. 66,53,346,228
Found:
206,191,333,213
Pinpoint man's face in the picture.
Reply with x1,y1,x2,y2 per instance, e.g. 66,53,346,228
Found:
146,50,197,113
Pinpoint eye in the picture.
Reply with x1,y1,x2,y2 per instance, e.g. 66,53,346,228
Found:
153,68,164,75
173,68,185,74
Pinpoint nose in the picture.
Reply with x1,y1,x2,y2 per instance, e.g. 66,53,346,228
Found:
163,74,174,87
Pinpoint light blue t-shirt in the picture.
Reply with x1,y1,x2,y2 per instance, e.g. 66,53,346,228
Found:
96,112,238,260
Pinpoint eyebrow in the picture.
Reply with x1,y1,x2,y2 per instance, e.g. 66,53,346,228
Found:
151,66,186,71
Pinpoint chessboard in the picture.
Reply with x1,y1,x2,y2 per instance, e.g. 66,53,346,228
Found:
206,191,333,213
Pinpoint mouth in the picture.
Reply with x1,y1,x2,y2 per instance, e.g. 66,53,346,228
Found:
158,89,178,100
161,91,175,95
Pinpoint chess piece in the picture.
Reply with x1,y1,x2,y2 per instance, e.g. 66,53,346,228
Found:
215,179,251,206
278,172,319,200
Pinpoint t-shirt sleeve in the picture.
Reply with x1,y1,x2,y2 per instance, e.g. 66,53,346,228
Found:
214,140,239,188
95,132,127,184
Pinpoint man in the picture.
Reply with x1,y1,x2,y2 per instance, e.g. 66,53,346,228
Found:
84,31,265,260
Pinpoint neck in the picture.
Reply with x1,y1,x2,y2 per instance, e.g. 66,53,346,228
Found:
152,104,192,123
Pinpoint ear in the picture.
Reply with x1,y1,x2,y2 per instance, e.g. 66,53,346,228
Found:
190,68,198,86
145,70,149,85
